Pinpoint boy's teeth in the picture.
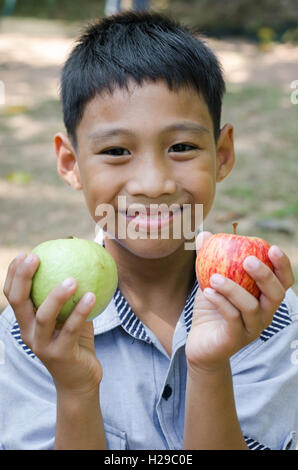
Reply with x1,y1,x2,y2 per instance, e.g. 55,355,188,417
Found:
125,207,182,218
134,213,171,219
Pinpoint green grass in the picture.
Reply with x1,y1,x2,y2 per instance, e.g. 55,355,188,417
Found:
223,185,255,200
222,85,298,190
213,82,298,247
269,203,298,218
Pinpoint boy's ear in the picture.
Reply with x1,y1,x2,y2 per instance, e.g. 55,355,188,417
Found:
215,123,235,182
54,132,82,190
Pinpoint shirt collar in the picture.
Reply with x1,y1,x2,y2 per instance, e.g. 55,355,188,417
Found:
92,229,199,338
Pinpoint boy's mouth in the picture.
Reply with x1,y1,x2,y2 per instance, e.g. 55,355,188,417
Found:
121,205,183,230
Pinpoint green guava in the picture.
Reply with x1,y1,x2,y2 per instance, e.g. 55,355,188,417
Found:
30,237,118,322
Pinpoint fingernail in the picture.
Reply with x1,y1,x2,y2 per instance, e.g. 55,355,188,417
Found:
24,253,34,265
16,251,26,260
210,273,225,287
271,245,283,258
204,287,217,296
245,256,260,270
83,292,95,304
62,278,75,289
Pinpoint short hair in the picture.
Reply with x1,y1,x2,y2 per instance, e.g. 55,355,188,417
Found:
61,10,226,147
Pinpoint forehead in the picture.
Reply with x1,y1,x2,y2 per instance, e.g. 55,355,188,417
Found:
77,79,213,139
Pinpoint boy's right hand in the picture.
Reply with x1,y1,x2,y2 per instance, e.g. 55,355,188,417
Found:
3,252,103,397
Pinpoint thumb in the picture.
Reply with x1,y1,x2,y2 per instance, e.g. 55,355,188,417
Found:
195,231,213,254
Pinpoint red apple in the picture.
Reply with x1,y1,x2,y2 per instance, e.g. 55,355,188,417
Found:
196,222,274,299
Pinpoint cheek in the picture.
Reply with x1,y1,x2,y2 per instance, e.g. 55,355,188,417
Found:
79,163,121,221
188,174,216,228
184,157,217,206
200,173,217,218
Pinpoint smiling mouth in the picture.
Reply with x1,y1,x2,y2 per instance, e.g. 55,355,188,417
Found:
120,206,184,229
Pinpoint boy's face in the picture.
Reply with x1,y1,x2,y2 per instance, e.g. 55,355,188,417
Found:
55,80,235,259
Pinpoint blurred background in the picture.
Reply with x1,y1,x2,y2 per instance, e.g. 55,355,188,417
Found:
0,0,298,312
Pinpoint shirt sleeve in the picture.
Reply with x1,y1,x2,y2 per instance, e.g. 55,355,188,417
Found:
231,287,298,450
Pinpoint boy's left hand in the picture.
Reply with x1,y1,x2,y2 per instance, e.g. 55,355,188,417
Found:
185,231,295,373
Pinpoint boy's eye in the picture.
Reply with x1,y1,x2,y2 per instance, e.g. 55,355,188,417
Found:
169,143,197,152
100,147,130,156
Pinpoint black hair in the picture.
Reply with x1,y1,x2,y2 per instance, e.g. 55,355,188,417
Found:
61,10,226,147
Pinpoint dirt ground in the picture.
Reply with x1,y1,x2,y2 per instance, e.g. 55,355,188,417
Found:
0,17,298,313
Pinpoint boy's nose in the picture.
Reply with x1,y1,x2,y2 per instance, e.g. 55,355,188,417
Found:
126,159,176,198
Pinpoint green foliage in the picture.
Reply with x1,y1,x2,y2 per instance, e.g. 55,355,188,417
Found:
166,0,298,41
0,0,106,21
282,28,298,44
1,0,297,40
257,27,276,44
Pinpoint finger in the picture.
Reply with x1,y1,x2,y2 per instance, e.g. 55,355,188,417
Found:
9,253,40,307
243,255,285,325
208,274,262,334
203,287,244,327
195,231,213,253
3,252,27,298
33,278,78,349
268,245,295,290
53,292,96,352
8,253,40,335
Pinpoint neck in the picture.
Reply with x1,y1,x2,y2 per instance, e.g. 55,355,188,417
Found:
103,237,197,354
103,236,197,304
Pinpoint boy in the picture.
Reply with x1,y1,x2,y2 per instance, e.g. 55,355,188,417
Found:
1,11,298,450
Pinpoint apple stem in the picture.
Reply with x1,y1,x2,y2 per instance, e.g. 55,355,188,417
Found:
232,221,238,235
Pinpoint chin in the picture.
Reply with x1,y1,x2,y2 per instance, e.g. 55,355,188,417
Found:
117,236,187,260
